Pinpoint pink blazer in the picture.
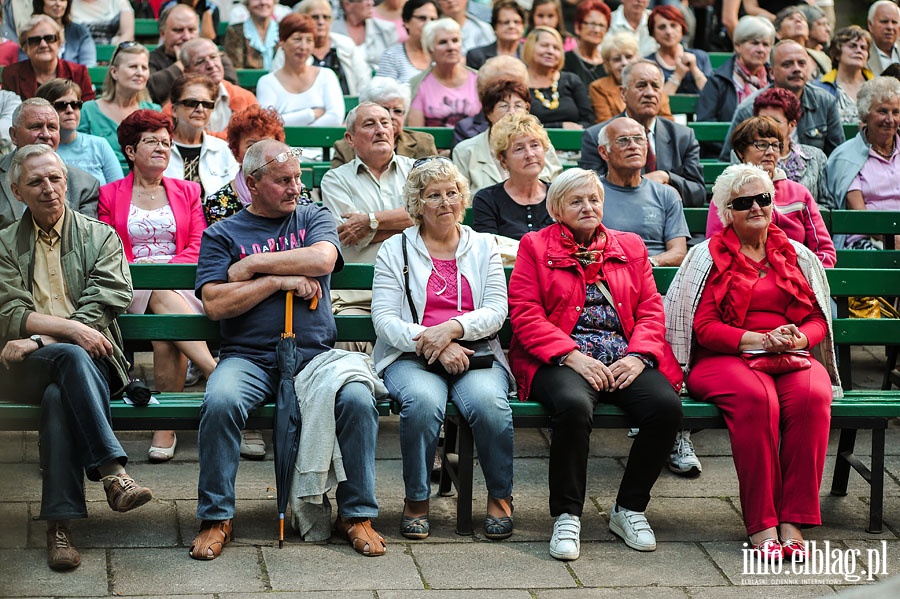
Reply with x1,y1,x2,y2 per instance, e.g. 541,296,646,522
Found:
98,173,206,264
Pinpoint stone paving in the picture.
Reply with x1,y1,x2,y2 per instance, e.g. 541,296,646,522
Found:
1,347,899,598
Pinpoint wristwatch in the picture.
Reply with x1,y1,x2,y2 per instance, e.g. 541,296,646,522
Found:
30,334,43,349
368,212,378,231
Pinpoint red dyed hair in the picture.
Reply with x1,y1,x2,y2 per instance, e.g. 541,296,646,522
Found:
279,13,316,42
227,106,286,161
753,87,802,123
574,0,611,26
118,110,174,168
648,5,687,36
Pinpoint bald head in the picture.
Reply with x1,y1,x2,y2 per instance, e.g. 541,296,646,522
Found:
161,4,200,57
182,38,224,84
771,40,809,94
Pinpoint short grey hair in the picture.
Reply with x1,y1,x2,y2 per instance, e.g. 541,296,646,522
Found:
599,31,639,63
17,14,63,43
243,139,289,179
773,6,806,34
359,77,411,113
869,0,899,24
12,97,54,129
180,37,218,70
710,163,774,227
344,102,390,134
799,4,825,27
403,158,470,226
295,0,331,14
10,144,67,187
596,122,612,150
545,168,602,222
733,15,776,47
422,18,461,54
621,59,663,90
858,76,900,122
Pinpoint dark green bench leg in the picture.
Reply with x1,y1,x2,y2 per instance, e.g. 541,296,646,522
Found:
830,428,857,497
883,346,898,390
868,427,885,534
452,416,475,536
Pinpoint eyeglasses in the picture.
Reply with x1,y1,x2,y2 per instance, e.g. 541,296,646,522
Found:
250,147,303,175
612,135,648,148
25,33,59,46
111,40,141,64
727,192,773,211
138,137,172,149
191,52,224,68
750,140,784,153
424,190,462,206
413,155,453,170
177,98,217,110
581,21,608,31
382,106,406,117
496,101,529,112
53,100,83,111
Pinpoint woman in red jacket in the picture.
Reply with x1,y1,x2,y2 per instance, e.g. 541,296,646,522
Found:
98,110,216,463
508,168,682,562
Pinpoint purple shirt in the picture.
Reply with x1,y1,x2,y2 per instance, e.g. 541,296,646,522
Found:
847,134,900,212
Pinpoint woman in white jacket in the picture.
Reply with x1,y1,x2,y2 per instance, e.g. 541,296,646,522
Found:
371,157,514,542
165,74,239,198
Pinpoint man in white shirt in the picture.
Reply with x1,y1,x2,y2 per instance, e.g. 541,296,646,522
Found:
320,103,415,348
867,0,900,75
436,0,496,55
608,0,657,57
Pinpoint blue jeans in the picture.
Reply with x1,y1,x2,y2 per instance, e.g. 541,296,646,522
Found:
383,357,514,502
197,356,379,521
0,343,126,520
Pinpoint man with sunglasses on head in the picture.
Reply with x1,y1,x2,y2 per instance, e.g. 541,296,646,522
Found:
192,139,386,560
321,102,415,351
0,98,100,230
147,4,238,105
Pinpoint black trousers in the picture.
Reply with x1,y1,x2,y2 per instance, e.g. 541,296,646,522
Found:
531,365,682,517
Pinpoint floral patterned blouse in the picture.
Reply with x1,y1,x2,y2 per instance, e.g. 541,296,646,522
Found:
203,181,313,225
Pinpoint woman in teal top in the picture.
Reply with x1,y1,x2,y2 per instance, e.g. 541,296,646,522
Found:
78,42,159,172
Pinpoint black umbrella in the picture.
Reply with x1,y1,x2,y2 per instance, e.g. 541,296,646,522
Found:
273,291,318,547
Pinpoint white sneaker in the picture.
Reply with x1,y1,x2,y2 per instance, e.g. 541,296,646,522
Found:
549,513,581,561
609,503,656,552
627,428,640,438
668,429,702,477
184,361,203,387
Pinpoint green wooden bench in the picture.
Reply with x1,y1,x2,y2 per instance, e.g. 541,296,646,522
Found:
709,52,731,70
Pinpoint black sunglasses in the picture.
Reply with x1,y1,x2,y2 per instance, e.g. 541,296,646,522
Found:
727,192,773,211
25,33,58,46
177,98,216,110
53,100,83,111
111,40,141,64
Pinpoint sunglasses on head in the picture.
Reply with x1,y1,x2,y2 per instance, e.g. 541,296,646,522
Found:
412,155,453,170
25,33,58,46
53,100,83,111
111,40,141,64
727,192,773,211
177,98,216,110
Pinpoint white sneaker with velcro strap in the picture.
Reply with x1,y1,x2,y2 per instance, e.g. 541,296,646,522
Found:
549,513,581,561
609,503,657,552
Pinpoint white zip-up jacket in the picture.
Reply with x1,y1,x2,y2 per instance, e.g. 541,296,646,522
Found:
371,224,511,377
165,134,240,199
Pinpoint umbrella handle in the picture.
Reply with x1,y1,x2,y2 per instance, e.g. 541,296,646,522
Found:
285,291,293,335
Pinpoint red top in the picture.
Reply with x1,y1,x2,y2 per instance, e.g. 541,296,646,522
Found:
508,222,683,400
0,40,20,67
0,59,96,101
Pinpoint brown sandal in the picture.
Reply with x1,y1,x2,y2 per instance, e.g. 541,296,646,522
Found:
189,519,233,560
334,517,386,557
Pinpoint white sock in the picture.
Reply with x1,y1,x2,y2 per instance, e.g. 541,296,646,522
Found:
97,461,126,484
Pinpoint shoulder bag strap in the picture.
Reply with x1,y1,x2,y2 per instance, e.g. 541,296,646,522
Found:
402,234,420,324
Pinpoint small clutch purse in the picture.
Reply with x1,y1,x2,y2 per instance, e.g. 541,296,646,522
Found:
741,350,812,375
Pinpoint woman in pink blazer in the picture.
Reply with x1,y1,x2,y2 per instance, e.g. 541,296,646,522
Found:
99,110,217,463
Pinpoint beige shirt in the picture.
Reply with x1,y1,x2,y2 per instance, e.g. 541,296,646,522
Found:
319,153,415,264
31,216,76,318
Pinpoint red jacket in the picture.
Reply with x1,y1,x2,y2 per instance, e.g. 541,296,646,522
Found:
98,174,205,264
0,59,95,101
508,223,683,400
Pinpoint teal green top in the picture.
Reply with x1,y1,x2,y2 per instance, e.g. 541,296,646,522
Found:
78,100,161,173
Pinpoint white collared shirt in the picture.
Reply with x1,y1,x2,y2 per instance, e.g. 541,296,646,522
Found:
208,83,232,133
609,6,658,57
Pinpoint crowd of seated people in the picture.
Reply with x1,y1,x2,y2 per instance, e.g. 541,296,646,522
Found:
4,0,900,576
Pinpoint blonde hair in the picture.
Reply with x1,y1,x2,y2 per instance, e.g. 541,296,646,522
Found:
600,31,639,63
403,158,470,226
522,26,565,71
489,112,550,161
102,44,151,103
545,168,602,221
710,163,775,226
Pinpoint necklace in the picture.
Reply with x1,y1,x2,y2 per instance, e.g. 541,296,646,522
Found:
136,185,162,203
873,141,895,159
533,76,560,110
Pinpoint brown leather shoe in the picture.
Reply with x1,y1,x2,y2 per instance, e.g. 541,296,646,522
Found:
46,523,80,571
189,519,233,560
101,472,153,512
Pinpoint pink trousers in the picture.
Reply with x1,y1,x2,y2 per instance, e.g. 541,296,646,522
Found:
687,354,832,535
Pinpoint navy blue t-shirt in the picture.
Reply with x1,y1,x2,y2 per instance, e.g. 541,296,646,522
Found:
195,204,344,370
